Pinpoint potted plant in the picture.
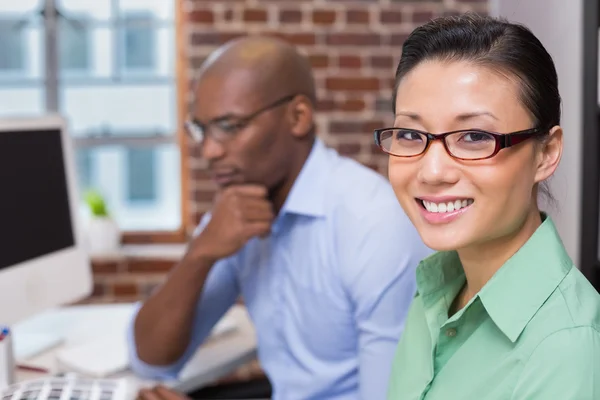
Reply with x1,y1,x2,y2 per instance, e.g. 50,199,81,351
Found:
83,190,121,255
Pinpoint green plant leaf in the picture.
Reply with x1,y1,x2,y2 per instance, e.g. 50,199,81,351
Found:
84,189,109,217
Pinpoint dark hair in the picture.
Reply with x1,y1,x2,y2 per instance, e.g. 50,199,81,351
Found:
393,12,560,204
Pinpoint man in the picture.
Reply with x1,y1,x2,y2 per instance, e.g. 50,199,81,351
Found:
130,36,431,400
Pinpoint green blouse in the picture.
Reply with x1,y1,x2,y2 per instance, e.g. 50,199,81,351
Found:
387,214,600,399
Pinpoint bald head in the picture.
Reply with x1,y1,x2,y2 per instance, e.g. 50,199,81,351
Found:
195,36,317,105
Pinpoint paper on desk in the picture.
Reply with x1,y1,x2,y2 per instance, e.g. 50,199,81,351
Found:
54,314,238,378
55,333,129,378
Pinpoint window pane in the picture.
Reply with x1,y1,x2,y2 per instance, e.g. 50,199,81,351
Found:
74,143,181,231
122,14,155,70
0,87,44,117
61,84,177,136
0,0,42,14
59,18,90,72
119,0,174,21
59,0,112,21
126,148,156,202
120,24,174,77
76,148,94,191
0,20,25,71
0,1,44,116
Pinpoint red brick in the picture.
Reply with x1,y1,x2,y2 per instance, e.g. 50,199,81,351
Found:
279,9,302,23
282,33,316,46
317,98,336,112
376,97,393,112
243,8,268,22
338,55,362,69
127,260,176,274
413,10,435,23
325,77,379,91
339,99,366,112
188,10,214,24
326,33,381,46
312,10,337,25
329,120,385,134
92,283,106,297
338,143,362,156
308,54,329,69
191,32,246,46
92,261,119,274
371,142,384,155
263,31,316,46
346,10,370,24
390,33,409,46
193,189,216,203
223,9,235,21
191,168,211,181
113,283,139,297
371,55,395,69
380,10,403,24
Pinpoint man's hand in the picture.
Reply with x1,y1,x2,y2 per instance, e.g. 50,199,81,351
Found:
137,386,190,400
189,184,274,262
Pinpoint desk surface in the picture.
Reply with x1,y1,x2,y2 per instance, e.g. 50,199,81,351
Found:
14,303,257,396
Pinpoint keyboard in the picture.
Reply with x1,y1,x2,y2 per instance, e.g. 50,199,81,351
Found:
1,376,128,400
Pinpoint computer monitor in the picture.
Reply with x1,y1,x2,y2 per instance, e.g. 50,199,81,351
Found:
0,115,93,326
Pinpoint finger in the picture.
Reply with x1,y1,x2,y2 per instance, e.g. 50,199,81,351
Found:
230,184,268,198
241,202,275,222
244,221,272,239
154,385,190,400
137,388,163,400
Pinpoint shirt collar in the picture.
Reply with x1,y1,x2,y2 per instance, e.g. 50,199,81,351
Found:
278,137,328,218
416,213,573,343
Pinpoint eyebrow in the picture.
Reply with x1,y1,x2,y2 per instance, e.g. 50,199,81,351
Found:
394,111,499,121
193,113,242,125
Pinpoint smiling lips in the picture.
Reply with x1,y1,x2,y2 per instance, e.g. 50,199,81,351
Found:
416,197,474,224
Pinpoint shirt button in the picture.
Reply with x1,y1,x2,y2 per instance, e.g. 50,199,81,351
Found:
445,328,457,337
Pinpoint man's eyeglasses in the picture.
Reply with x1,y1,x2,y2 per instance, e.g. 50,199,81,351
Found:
185,94,297,144
373,127,547,161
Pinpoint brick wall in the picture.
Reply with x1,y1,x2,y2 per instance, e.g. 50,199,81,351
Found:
184,0,488,232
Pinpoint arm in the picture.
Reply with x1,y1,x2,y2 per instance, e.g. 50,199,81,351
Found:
128,216,240,379
128,184,273,379
341,203,432,400
511,326,600,399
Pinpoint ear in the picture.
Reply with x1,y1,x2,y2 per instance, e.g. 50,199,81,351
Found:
534,125,563,183
288,95,314,139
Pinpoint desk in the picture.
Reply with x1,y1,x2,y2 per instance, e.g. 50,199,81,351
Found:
13,303,257,397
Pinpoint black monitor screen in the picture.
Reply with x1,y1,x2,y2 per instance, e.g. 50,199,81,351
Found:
0,127,75,270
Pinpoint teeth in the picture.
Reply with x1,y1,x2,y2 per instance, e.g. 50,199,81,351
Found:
422,199,473,213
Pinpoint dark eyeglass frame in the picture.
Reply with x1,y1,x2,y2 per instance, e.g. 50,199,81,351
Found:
373,127,547,161
185,94,298,143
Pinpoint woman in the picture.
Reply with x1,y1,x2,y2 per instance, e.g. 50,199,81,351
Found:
375,13,600,399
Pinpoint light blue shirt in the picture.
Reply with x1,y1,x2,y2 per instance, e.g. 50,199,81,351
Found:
128,138,432,400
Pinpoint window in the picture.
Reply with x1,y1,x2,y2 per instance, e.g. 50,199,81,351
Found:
76,148,94,191
0,19,25,71
59,17,90,71
126,148,156,202
0,0,187,240
122,13,155,71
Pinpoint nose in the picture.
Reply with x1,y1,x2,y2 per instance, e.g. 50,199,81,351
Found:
416,141,460,185
200,135,226,161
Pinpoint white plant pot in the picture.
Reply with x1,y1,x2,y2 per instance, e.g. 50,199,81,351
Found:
86,217,121,255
